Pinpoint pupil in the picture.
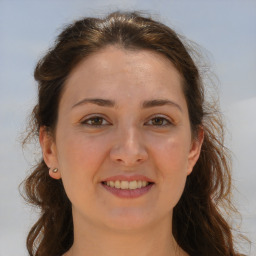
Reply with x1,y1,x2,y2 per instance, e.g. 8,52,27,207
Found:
92,117,102,125
153,118,163,125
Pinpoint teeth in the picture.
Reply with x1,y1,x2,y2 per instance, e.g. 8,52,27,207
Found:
105,180,150,189
129,180,137,189
121,181,129,189
115,180,120,188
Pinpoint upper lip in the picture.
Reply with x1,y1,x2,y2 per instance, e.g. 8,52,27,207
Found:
102,175,154,183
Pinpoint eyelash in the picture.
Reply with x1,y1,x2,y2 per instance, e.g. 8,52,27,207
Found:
145,116,173,127
80,115,173,127
81,116,111,127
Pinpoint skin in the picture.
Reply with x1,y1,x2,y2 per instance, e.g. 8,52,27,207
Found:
40,46,204,256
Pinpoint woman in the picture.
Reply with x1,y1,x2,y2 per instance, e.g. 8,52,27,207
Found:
22,11,246,256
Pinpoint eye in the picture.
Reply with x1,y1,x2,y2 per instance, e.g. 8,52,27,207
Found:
145,116,172,126
81,116,110,126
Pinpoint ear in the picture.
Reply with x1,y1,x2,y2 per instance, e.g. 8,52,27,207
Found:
187,126,204,175
39,126,61,180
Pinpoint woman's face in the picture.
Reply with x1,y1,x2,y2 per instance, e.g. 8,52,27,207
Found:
42,46,203,232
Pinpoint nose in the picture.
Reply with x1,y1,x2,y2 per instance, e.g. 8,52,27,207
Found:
110,127,148,166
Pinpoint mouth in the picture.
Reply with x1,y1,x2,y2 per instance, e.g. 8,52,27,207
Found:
100,177,155,198
102,180,154,190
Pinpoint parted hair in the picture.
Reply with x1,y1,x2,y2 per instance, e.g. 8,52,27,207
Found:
22,11,246,256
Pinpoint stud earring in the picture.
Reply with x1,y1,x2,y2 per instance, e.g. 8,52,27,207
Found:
52,168,58,173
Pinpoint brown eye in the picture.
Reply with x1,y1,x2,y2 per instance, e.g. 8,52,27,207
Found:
145,116,172,126
152,117,164,125
89,117,103,125
81,116,110,126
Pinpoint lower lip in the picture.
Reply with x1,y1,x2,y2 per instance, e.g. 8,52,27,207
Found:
101,183,154,198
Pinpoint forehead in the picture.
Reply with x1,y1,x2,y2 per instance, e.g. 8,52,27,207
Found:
61,46,185,107
67,45,181,82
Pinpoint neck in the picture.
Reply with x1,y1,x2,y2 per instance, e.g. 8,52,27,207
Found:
64,211,187,256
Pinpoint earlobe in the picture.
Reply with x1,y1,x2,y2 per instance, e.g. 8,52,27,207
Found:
39,127,61,180
187,127,204,175
48,167,61,180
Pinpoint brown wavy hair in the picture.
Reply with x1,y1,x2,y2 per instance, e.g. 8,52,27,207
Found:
21,11,247,256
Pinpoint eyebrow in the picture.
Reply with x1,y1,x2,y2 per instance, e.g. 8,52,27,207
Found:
142,99,182,112
72,98,182,112
72,98,115,108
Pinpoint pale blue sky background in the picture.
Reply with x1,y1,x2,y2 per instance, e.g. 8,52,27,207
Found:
0,0,255,255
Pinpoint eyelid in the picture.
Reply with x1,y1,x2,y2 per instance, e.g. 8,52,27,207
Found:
144,114,174,126
80,114,111,126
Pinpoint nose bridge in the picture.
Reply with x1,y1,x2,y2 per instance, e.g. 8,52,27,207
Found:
123,124,139,148
110,122,148,165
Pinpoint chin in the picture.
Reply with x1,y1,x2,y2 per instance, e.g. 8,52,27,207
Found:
102,208,160,232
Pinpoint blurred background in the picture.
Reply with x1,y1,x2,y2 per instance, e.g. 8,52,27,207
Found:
0,0,255,255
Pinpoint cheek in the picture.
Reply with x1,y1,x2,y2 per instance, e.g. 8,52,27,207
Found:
152,133,190,172
55,130,109,199
151,134,190,205
56,128,108,170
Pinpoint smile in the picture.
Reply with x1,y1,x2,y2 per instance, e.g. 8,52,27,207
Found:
103,180,150,190
101,175,155,198
101,179,154,198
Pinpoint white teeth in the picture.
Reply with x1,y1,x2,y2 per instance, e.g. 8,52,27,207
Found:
115,180,121,188
120,181,129,189
129,180,137,189
104,180,150,189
